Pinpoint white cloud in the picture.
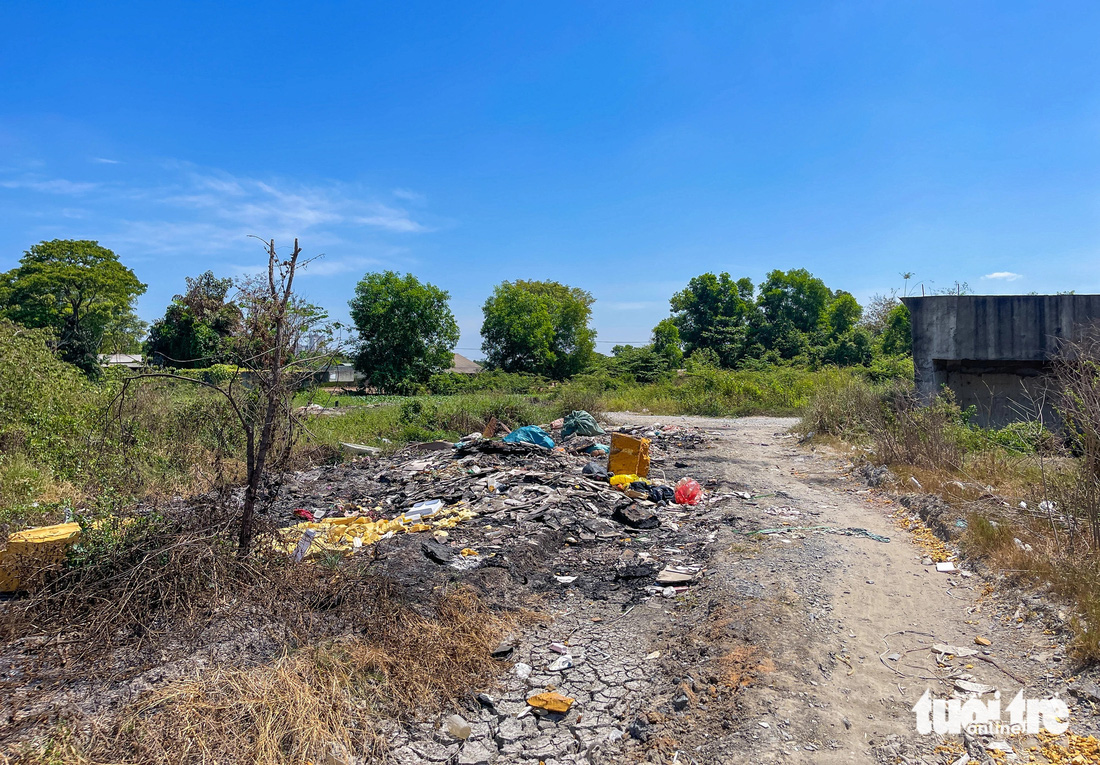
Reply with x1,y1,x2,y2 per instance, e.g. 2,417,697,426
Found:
0,177,99,194
392,188,425,202
91,157,120,164
981,271,1023,281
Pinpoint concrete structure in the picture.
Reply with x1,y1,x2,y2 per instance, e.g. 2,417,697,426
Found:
902,294,1100,427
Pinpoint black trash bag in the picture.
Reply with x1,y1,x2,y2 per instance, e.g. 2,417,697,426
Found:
629,480,650,492
647,485,676,504
582,461,609,481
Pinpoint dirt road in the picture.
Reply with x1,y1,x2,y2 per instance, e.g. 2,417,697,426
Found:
395,415,1092,764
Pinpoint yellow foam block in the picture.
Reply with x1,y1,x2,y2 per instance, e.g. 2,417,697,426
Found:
0,522,82,592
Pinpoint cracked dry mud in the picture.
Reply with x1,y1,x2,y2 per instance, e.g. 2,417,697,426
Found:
394,414,1098,765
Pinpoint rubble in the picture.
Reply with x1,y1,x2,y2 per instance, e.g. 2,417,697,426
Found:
270,421,716,569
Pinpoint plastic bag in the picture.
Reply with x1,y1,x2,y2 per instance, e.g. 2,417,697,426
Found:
561,410,605,437
648,485,676,504
502,425,555,449
674,478,702,505
609,473,641,488
581,462,609,481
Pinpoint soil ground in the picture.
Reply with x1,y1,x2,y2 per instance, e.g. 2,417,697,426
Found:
405,414,1098,765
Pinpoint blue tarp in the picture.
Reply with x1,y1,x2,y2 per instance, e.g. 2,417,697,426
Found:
503,425,555,449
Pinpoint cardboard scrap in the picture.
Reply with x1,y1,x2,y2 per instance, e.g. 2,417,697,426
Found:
527,691,575,714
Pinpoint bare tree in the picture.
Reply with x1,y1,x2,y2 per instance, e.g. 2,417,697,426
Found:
111,238,335,554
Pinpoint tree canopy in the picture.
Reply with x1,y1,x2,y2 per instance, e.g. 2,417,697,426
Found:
145,271,242,367
480,280,596,379
0,239,146,375
662,268,884,369
349,271,460,393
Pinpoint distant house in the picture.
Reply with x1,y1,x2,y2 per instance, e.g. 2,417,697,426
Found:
447,353,483,375
323,363,365,384
99,353,144,369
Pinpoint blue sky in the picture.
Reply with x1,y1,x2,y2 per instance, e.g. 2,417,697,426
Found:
3,2,1100,355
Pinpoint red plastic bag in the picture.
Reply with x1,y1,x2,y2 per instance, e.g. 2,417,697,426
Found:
674,478,702,505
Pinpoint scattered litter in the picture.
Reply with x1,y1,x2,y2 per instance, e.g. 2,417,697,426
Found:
293,508,315,521
526,692,574,713
554,575,578,584
582,461,609,480
406,498,444,520
758,721,770,728
609,433,651,478
932,643,978,658
276,502,477,559
459,548,479,557
0,521,82,594
549,642,569,654
645,651,660,660
512,663,532,680
955,679,996,695
886,653,900,662
936,562,958,573
747,525,890,543
503,425,555,449
443,714,472,740
340,442,381,456
909,476,923,491
656,565,698,585
561,410,605,437
974,636,992,647
674,478,702,506
548,654,574,671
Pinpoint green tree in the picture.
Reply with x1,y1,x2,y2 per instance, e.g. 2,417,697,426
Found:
651,317,683,367
879,303,912,356
350,271,460,393
480,280,596,379
100,313,149,355
823,292,862,335
146,271,242,367
0,240,146,375
668,273,756,365
609,344,669,383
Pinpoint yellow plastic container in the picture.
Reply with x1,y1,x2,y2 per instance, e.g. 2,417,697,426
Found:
0,522,81,592
608,433,650,478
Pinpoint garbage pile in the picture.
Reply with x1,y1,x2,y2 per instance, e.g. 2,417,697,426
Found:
272,412,712,563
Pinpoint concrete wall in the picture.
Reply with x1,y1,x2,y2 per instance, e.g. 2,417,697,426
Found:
901,295,1100,427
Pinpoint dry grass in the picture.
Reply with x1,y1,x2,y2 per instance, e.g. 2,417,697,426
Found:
1,505,526,764
98,587,513,765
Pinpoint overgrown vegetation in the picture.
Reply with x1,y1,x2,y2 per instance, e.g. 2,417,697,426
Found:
798,333,1100,661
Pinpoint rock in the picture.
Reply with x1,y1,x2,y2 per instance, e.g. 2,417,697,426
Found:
616,563,658,579
627,717,650,741
1069,681,1100,703
671,692,690,711
422,540,455,564
490,640,515,659
612,504,659,529
974,636,992,646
